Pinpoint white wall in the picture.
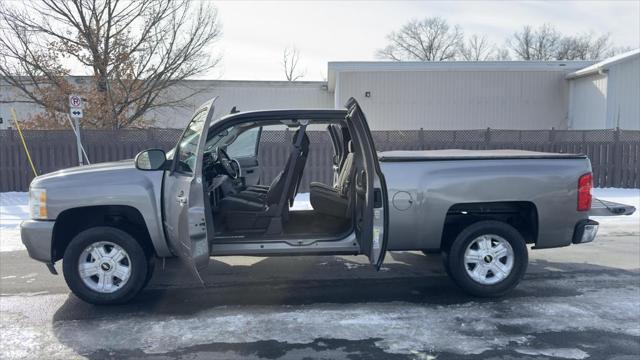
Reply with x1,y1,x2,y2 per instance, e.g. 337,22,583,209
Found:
148,80,333,128
333,70,572,130
606,56,640,129
568,74,608,129
568,55,640,130
0,85,45,130
0,80,333,130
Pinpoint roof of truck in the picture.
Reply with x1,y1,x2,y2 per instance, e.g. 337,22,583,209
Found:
378,149,587,162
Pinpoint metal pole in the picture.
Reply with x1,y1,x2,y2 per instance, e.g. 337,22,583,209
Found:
74,117,84,166
67,114,89,165
10,108,38,176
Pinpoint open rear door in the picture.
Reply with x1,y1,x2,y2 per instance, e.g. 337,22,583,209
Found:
163,98,217,282
345,98,389,269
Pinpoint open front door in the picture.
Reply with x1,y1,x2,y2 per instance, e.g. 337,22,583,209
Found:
345,98,389,269
163,98,217,282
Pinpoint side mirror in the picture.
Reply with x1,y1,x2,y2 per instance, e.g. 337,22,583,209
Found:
135,149,167,171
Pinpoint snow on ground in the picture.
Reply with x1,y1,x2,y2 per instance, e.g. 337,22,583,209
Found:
0,189,637,252
290,192,312,211
592,188,640,232
0,192,29,252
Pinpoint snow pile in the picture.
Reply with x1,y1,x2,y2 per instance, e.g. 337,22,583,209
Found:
0,192,29,252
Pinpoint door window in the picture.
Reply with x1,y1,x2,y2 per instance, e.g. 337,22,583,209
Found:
227,127,261,158
176,109,208,174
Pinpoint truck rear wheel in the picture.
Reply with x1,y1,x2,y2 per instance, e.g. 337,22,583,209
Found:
446,220,528,297
62,226,150,305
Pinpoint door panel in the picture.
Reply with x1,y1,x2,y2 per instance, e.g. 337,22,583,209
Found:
345,98,389,269
162,98,217,281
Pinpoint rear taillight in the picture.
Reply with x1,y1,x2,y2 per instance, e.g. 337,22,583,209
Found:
577,173,592,211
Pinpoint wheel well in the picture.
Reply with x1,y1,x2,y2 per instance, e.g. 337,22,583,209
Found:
52,205,155,262
441,201,538,251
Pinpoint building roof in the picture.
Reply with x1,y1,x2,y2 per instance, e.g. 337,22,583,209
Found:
566,49,640,79
327,60,595,91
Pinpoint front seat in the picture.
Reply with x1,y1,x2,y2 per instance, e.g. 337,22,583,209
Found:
309,140,355,218
217,126,308,233
242,128,309,206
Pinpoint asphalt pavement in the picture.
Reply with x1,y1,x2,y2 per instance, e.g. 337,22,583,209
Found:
0,223,638,359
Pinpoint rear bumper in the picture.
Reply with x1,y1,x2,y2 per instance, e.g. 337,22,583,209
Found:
20,220,55,263
572,219,599,244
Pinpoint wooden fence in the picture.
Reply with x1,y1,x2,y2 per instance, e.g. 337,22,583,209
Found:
1,128,638,192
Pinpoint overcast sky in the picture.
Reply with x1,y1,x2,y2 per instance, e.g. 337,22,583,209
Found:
210,0,640,81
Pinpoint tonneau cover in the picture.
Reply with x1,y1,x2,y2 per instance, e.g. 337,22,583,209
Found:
378,149,587,162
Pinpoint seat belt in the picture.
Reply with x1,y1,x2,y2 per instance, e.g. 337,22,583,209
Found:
294,124,307,150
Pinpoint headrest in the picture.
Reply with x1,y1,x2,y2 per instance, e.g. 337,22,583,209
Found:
293,128,309,148
347,140,354,153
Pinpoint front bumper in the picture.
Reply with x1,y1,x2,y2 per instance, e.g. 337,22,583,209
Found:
21,220,55,263
572,219,599,244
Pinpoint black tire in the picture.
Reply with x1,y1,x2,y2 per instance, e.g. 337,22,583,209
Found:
441,251,453,279
62,226,149,305
446,220,528,297
143,254,156,289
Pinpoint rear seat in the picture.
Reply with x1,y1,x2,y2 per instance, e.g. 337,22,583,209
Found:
309,140,355,218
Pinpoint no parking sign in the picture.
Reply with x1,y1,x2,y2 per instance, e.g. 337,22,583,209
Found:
69,94,83,118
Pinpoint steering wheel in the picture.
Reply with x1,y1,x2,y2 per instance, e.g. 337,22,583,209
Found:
217,147,240,179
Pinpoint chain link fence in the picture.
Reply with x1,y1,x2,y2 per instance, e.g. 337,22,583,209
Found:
1,128,638,192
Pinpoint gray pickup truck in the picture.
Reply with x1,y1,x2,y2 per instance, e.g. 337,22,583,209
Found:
21,98,635,305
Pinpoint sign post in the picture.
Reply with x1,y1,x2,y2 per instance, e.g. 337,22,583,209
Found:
69,95,84,166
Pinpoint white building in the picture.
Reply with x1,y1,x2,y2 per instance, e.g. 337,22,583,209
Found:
327,61,592,130
2,51,638,131
567,49,640,130
147,80,333,129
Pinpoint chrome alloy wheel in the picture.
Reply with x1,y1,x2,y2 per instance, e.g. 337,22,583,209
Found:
464,234,514,285
78,241,131,293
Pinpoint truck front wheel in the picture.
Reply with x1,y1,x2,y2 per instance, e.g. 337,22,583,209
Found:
62,226,150,305
446,220,528,297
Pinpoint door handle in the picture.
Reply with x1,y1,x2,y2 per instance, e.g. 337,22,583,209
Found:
246,169,254,174
373,188,383,208
177,196,187,206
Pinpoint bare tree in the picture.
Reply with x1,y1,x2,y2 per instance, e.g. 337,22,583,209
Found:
0,0,222,129
494,47,512,61
555,33,613,60
508,24,560,60
377,17,464,61
459,35,496,61
508,24,617,61
282,46,305,81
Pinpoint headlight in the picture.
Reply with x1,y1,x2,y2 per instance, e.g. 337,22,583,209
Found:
29,188,47,219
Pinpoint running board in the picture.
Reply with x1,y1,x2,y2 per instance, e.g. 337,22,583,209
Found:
210,232,359,256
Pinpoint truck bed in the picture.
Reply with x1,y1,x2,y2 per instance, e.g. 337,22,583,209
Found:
378,149,587,162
